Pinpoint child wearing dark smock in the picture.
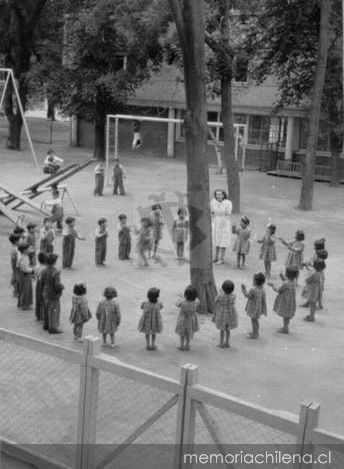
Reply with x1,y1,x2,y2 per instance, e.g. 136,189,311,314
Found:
213,280,238,348
112,159,126,196
17,244,34,310
175,286,200,351
257,224,276,279
268,267,298,334
39,218,55,254
233,216,251,269
172,208,189,261
302,259,326,322
62,217,85,269
41,253,64,334
9,234,20,297
34,252,47,321
242,272,267,339
96,287,121,347
25,223,37,267
118,214,131,260
70,283,92,342
95,218,108,266
138,287,163,351
279,230,305,283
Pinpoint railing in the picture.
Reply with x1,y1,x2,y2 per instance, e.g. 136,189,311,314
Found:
0,329,343,469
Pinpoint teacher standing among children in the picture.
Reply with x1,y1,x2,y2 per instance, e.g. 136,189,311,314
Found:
210,189,232,265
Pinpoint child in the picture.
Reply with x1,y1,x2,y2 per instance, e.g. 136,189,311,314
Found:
213,280,238,348
43,149,63,174
257,224,276,278
41,253,64,334
118,214,131,260
9,233,20,297
136,217,153,267
242,272,267,339
151,204,164,259
302,259,326,322
172,207,189,261
301,240,328,309
112,158,126,196
34,252,47,322
232,216,251,269
39,218,55,254
17,244,34,310
62,217,86,269
132,120,142,150
95,218,108,266
279,230,305,283
24,223,37,267
138,287,163,350
175,285,200,351
70,283,92,342
96,286,121,347
268,267,298,334
50,187,64,232
94,162,105,196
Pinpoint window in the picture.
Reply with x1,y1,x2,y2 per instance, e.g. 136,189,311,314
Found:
248,115,270,145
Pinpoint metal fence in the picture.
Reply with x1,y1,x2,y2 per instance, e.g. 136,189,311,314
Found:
0,329,343,469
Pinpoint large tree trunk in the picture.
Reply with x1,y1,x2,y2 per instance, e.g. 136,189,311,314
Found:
298,0,330,210
4,81,24,150
168,0,216,314
93,93,106,160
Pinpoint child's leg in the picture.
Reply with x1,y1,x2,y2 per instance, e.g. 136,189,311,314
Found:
236,254,241,268
153,239,159,257
224,328,230,347
242,254,246,267
178,335,185,351
278,318,290,333
145,334,150,350
73,324,78,339
102,333,107,345
151,334,156,350
304,302,316,321
217,330,225,348
247,318,259,339
219,247,226,263
264,261,271,277
185,336,191,351
110,333,115,346
77,324,84,342
214,246,220,262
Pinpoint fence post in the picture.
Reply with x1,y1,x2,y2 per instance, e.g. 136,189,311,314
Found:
174,365,189,469
294,402,320,469
76,336,101,469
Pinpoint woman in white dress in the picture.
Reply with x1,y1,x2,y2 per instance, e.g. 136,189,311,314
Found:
210,189,232,264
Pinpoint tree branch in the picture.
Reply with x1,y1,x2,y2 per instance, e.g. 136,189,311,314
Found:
167,0,186,48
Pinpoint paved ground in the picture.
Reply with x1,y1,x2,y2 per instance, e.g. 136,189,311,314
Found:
1,122,344,439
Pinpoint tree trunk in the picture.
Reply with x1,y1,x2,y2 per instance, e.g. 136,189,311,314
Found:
221,77,240,213
47,99,56,121
93,93,106,160
168,0,216,314
7,112,23,150
298,0,330,210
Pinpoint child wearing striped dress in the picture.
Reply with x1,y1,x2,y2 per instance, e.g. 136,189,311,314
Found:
138,287,163,350
268,267,298,334
241,272,267,339
233,216,251,269
213,280,238,348
175,286,200,351
279,230,305,284
96,287,121,347
172,207,189,261
257,224,276,279
302,259,326,323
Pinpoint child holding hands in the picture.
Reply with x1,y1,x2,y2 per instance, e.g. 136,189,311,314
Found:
242,273,267,339
268,267,298,334
96,287,121,347
70,283,92,342
213,280,238,348
175,286,200,351
138,287,163,350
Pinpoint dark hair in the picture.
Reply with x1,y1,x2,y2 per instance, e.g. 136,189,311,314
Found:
73,283,87,295
52,187,60,197
118,213,127,221
43,217,53,224
13,226,25,234
254,272,266,287
314,238,325,250
65,216,75,225
184,285,197,301
177,207,187,216
313,259,326,272
18,244,30,253
27,223,37,230
46,253,58,265
37,252,47,265
147,287,160,303
221,280,235,295
268,224,276,234
103,286,117,299
47,149,54,155
296,230,305,241
241,216,250,226
285,267,299,281
152,204,162,211
214,189,227,200
98,217,107,225
9,233,20,245
316,249,328,260
141,217,152,227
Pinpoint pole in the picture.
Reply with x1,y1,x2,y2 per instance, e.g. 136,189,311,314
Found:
105,115,110,186
0,71,11,111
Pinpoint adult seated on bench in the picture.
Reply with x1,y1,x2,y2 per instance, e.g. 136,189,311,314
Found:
43,149,64,174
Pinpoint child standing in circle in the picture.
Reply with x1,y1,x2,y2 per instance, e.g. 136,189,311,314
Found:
9,233,20,297
175,286,200,351
94,162,105,196
302,259,326,322
95,218,108,266
50,188,64,232
62,217,86,269
112,158,126,196
96,287,121,347
241,272,267,339
70,283,92,342
268,267,298,334
279,230,305,284
39,218,55,254
35,252,47,322
138,287,163,350
172,207,189,261
118,214,131,260
213,280,238,348
232,216,251,269
151,204,164,260
17,244,34,310
257,223,277,279
135,217,153,267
